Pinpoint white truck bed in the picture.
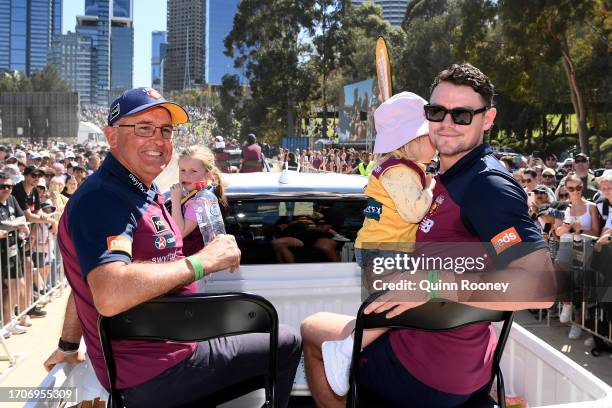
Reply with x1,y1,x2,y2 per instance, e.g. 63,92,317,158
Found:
31,263,612,407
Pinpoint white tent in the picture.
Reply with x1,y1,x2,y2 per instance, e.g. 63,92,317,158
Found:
77,121,105,144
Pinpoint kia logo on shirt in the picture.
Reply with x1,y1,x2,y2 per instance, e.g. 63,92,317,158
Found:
151,215,169,234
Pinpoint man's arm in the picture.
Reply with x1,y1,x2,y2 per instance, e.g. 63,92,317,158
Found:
87,234,240,316
365,248,555,317
43,292,85,371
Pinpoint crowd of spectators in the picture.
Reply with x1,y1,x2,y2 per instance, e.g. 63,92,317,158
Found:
276,147,376,175
499,151,612,348
0,141,108,338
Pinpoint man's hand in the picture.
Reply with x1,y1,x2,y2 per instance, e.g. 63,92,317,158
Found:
197,234,241,273
43,349,85,372
364,291,427,319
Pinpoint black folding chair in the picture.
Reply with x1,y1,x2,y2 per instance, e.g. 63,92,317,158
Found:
98,292,278,408
347,292,514,408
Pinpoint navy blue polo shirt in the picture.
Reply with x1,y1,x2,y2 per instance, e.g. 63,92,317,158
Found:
58,153,196,390
389,143,547,396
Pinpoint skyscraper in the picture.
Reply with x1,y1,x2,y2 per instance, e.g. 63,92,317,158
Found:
151,31,167,90
0,0,62,75
164,0,206,93
351,0,408,26
77,0,133,105
49,31,94,104
205,0,246,86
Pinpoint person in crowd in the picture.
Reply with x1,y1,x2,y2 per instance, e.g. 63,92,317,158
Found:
43,87,301,408
554,173,601,339
302,63,554,407
311,151,323,171
72,164,88,185
319,91,437,397
51,162,65,179
239,133,263,173
0,145,8,162
170,145,228,257
541,168,557,189
605,159,612,170
524,168,555,205
0,172,31,336
595,171,611,231
212,136,231,173
354,152,375,176
285,152,300,171
61,175,78,199
558,153,598,200
545,153,558,170
87,154,101,175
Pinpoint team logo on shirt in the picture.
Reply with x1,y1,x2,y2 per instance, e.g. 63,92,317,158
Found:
491,227,522,254
363,198,382,221
154,233,176,250
106,235,132,256
151,215,169,234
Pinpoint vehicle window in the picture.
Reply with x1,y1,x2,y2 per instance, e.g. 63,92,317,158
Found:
225,198,366,264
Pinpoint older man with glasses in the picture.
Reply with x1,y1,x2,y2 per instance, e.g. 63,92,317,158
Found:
44,87,301,408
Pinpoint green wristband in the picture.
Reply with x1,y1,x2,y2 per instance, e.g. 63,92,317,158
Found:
428,270,438,300
187,255,205,281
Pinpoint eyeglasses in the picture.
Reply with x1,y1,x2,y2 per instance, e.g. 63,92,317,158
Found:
424,104,488,125
29,174,43,179
542,174,555,178
113,123,174,139
566,185,583,192
0,184,13,190
574,158,587,163
558,193,569,199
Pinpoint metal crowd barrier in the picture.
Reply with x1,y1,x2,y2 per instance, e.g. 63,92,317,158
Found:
0,223,65,368
566,234,612,345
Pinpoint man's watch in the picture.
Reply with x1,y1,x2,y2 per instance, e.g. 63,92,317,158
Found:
58,338,79,352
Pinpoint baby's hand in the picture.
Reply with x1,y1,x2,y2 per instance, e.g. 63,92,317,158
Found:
426,173,436,190
170,183,183,202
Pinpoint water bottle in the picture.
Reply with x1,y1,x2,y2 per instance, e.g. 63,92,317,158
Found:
191,183,226,246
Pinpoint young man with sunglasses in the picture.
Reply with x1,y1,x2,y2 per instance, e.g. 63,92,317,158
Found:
301,64,555,407
44,87,301,408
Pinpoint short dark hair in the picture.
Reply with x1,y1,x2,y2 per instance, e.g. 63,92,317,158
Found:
524,168,537,178
546,153,557,161
430,63,494,107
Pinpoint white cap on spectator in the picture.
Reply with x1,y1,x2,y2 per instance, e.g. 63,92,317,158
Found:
542,168,555,176
50,146,59,153
14,150,26,159
37,177,46,188
65,151,76,159
562,158,574,166
40,151,50,158
30,152,41,160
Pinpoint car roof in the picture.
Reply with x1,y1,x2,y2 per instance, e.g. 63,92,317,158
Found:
224,171,367,197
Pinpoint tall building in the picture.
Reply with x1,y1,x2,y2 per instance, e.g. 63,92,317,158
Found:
165,0,206,93
205,0,245,86
77,0,133,105
49,32,93,104
351,0,408,26
0,0,62,75
151,31,167,90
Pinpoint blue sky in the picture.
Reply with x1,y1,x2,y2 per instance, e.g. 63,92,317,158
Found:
62,0,167,88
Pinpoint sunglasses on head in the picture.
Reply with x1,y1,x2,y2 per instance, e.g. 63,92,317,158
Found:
566,185,582,192
0,184,13,190
424,104,488,125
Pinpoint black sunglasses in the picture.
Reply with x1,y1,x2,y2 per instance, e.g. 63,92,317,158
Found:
558,193,569,198
0,184,13,190
424,104,488,125
574,158,587,163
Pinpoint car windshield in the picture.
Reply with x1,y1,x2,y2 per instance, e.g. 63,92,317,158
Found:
225,198,365,264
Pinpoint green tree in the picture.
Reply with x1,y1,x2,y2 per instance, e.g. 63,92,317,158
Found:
499,0,599,156
30,65,70,92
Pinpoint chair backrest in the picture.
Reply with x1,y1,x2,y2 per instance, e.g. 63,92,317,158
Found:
348,291,514,408
98,292,278,408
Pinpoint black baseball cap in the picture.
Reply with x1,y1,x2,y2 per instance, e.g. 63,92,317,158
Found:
108,87,189,126
24,165,44,176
